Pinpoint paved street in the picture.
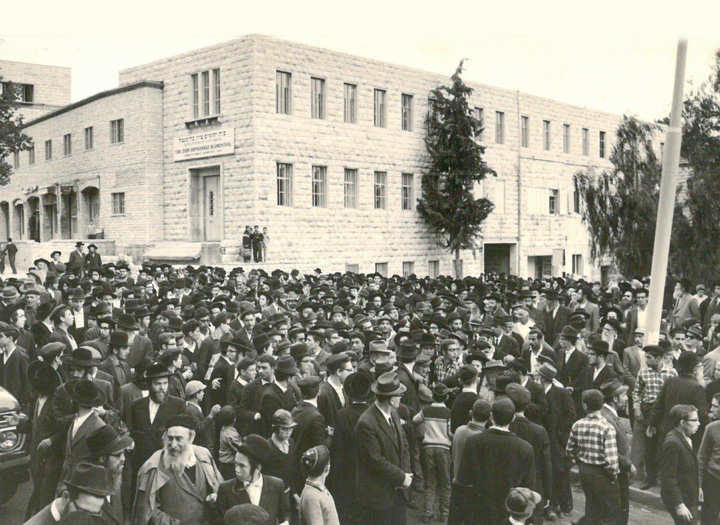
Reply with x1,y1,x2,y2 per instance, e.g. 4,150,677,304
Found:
3,477,674,525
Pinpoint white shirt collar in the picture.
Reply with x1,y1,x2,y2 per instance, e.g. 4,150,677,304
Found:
50,499,62,521
604,403,618,418
274,380,287,393
305,398,318,408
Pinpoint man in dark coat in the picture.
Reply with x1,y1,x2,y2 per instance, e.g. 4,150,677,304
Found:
395,339,420,414
327,372,372,525
456,397,536,524
534,362,576,518
98,330,132,399
84,244,102,270
543,291,571,347
259,355,299,437
355,372,413,525
554,326,589,417
66,241,85,275
237,355,274,436
116,313,154,368
291,375,328,493
0,321,30,406
580,339,618,394
661,404,701,524
318,352,352,430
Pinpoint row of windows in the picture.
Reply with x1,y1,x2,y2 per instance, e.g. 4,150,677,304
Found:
276,163,415,210
365,260,440,278
520,117,606,157
13,119,124,169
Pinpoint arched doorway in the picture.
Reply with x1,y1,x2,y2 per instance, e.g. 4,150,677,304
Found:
81,186,100,237
0,202,9,240
27,196,40,242
12,201,25,240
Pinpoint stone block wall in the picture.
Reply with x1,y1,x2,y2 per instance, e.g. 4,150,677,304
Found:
0,60,71,121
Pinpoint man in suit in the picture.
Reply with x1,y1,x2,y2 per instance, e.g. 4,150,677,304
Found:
48,304,78,356
0,321,30,406
215,434,291,524
600,379,634,525
671,278,701,330
291,375,328,493
86,425,133,525
209,336,239,408
61,347,116,407
555,326,589,416
98,330,132,399
259,355,299,437
116,357,151,422
581,339,618,394
493,316,520,359
238,355,274,437
572,286,601,333
84,243,102,270
328,372,373,525
522,329,556,374
126,363,186,489
543,291,571,347
116,313,154,368
66,241,85,275
60,379,107,480
355,372,413,525
661,404,701,524
534,363,576,518
456,397,536,524
24,462,112,525
318,352,352,430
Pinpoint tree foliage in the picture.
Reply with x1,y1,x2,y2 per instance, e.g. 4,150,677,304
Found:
573,116,662,277
416,61,495,277
671,50,720,283
0,79,32,186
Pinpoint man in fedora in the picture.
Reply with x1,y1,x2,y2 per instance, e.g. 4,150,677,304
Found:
600,378,634,525
24,462,113,525
215,434,291,525
84,244,102,271
533,362,576,518
86,425,133,525
396,339,420,414
61,379,108,479
0,321,30,406
66,242,85,275
127,362,187,486
116,313,154,368
259,355,300,438
60,347,115,407
355,371,413,525
132,414,224,525
542,291,571,347
98,330,132,399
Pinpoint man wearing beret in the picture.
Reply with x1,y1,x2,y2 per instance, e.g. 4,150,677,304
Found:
132,414,223,525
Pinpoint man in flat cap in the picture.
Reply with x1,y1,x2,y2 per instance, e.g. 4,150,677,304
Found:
132,414,223,525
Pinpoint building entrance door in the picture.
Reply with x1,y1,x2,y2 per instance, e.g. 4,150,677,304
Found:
203,174,221,241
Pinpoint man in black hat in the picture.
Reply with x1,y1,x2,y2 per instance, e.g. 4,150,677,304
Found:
98,330,132,399
24,462,113,525
84,244,102,271
116,313,153,369
86,425,133,525
327,372,373,524
259,355,299,438
66,242,85,275
542,291,571,347
132,414,223,525
61,379,108,478
116,357,152,422
396,339,420,414
291,376,328,493
581,339,618,394
355,372,412,525
127,363,187,486
554,326,589,414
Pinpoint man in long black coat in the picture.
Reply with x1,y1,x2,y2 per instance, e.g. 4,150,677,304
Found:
456,397,536,524
291,376,328,492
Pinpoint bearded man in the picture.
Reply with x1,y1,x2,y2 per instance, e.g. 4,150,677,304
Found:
132,414,223,525
86,425,133,525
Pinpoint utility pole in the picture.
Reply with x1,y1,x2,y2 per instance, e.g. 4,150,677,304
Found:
645,39,688,345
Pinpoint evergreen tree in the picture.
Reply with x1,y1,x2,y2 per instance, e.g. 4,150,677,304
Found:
416,61,495,278
0,79,32,185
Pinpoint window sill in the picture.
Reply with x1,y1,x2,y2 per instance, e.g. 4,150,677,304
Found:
185,115,221,128
111,214,126,217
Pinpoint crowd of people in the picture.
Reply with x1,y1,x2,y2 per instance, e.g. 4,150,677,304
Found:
0,259,718,525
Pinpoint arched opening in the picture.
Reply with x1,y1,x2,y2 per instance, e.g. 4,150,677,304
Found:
0,202,9,241
12,201,25,240
27,196,40,242
81,186,100,237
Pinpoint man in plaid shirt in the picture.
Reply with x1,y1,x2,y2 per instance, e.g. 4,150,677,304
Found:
566,389,621,524
632,344,677,489
432,339,461,384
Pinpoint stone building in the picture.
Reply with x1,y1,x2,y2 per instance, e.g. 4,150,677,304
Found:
2,35,654,278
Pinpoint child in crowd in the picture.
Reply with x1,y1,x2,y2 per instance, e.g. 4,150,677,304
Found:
299,445,339,525
217,405,243,480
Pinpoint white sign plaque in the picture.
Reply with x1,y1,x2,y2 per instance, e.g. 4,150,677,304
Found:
173,128,235,161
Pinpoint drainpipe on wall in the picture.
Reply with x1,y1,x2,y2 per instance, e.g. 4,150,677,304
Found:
516,91,523,277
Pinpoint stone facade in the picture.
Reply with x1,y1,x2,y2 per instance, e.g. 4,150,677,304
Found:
0,60,71,121
3,36,663,278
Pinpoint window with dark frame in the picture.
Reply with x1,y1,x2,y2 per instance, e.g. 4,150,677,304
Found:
563,124,570,153
190,69,220,119
111,119,124,144
495,111,505,144
276,71,292,115
549,189,559,215
582,128,589,156
311,77,325,119
374,171,386,209
112,192,125,215
28,145,35,165
374,89,386,128
312,166,327,208
474,107,484,141
344,168,358,209
521,116,529,148
45,140,52,161
401,173,414,211
344,83,357,124
599,131,606,158
543,120,551,150
401,94,413,131
85,127,94,150
276,163,293,206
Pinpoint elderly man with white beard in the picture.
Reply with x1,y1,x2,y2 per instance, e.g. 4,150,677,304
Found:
132,414,223,525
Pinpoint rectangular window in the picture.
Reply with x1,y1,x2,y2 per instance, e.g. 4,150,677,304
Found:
276,163,293,206
311,166,327,208
428,260,440,279
563,124,571,153
474,107,484,141
543,120,551,150
572,254,583,275
12,152,19,169
276,71,292,115
401,173,414,211
202,71,210,117
401,94,413,131
573,190,581,213
374,89,386,128
28,145,35,165
1,82,33,102
495,111,505,144
375,262,388,277
85,127,94,150
111,192,125,215
345,264,359,273
63,133,72,156
45,140,52,161
374,171,387,209
521,116,529,148
110,119,124,144
311,77,325,119
549,189,559,215
582,128,589,156
343,83,357,124
599,131,606,158
213,69,221,115
191,73,199,119
343,168,358,209
402,261,415,277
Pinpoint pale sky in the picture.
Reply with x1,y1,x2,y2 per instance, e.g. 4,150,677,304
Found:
1,0,720,122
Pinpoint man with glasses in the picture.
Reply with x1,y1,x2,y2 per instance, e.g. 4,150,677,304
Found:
660,404,701,524
318,352,353,430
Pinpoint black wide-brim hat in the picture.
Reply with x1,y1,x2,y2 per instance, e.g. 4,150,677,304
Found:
27,360,61,395
70,379,107,408
62,347,102,368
